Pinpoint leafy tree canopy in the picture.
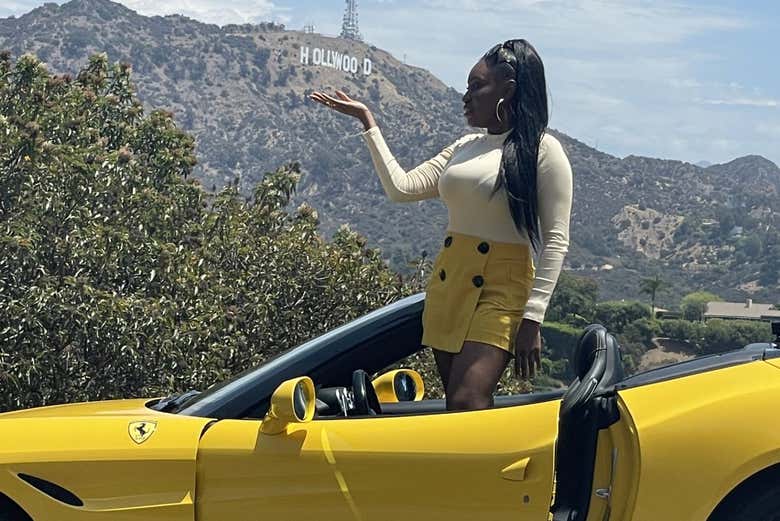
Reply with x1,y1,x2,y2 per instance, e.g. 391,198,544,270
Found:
680,291,721,322
0,52,414,411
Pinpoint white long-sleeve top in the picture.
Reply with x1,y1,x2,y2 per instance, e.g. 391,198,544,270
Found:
361,125,573,324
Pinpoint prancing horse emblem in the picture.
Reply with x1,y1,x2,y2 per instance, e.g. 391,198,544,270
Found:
128,421,157,444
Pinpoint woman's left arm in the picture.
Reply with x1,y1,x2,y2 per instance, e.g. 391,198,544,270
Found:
513,134,573,378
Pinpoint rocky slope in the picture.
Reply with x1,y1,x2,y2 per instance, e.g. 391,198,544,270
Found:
2,0,778,303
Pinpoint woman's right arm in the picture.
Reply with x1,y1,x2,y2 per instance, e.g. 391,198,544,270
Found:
361,125,460,203
309,89,460,203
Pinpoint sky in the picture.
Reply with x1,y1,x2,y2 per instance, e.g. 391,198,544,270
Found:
4,0,779,166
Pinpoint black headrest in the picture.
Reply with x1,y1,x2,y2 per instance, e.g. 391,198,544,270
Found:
572,324,607,378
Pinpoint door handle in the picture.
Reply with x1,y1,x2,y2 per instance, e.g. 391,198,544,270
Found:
501,457,531,481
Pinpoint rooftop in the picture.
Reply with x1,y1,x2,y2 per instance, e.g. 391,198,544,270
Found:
705,299,780,321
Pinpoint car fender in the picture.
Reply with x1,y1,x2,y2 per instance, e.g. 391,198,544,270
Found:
617,361,780,521
0,399,213,521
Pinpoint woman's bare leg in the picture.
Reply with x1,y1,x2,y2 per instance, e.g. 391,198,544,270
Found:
445,341,511,411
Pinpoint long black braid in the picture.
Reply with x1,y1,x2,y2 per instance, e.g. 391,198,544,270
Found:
484,39,549,252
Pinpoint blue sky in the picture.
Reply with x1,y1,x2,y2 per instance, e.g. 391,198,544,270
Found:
4,0,779,166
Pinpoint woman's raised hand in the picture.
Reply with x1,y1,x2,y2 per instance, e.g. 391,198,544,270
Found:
308,90,376,130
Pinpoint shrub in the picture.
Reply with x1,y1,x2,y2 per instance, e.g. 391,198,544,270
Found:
593,301,651,333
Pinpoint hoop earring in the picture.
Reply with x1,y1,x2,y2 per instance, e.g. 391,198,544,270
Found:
495,98,505,123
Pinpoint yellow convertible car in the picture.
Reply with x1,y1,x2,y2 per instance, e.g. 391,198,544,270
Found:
1,294,780,521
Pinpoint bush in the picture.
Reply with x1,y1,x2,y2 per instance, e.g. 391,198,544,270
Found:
700,320,770,355
622,318,661,346
542,322,580,361
659,318,769,354
659,319,705,347
593,301,651,333
535,322,581,383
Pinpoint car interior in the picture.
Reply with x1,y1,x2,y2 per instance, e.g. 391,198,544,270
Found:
310,323,625,422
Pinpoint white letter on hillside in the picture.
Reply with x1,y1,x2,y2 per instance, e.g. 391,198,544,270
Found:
300,46,309,65
363,58,372,76
312,47,322,65
350,56,358,73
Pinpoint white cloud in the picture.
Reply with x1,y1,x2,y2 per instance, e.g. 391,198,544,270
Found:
4,0,293,25
347,0,778,165
419,0,747,46
699,98,778,108
117,0,284,25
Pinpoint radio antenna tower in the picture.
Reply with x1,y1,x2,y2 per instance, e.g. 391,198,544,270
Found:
340,0,363,41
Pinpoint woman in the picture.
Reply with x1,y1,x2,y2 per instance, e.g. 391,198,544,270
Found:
309,39,572,411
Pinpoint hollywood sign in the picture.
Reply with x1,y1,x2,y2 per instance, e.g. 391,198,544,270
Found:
299,46,373,76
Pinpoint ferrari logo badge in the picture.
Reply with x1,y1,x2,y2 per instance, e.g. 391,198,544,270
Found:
128,421,157,444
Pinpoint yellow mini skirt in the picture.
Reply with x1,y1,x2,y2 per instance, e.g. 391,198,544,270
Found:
421,232,535,354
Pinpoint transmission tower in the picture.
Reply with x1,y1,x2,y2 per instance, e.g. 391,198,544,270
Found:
340,0,363,41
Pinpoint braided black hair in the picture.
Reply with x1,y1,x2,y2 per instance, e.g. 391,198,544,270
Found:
484,39,549,251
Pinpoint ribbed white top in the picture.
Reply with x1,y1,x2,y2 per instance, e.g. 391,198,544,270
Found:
361,126,573,324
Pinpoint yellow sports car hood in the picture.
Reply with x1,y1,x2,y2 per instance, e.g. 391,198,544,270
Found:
0,398,163,419
0,399,214,521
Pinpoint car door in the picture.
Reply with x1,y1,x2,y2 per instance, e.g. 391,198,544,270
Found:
195,398,559,521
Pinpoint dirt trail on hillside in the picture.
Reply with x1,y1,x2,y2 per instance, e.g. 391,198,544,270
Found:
637,337,696,372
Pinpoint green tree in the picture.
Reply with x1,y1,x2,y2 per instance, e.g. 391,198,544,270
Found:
0,53,415,411
593,301,652,333
639,275,665,316
546,271,599,325
680,291,721,321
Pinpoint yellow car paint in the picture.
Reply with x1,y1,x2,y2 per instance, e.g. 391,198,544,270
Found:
585,396,641,521
0,399,212,521
764,357,780,371
3,357,779,521
615,360,780,521
261,376,316,435
196,398,560,521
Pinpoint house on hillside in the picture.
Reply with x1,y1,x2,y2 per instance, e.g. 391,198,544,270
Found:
704,299,780,322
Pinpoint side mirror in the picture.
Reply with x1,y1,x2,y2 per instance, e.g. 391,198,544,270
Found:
261,377,316,435
372,369,424,403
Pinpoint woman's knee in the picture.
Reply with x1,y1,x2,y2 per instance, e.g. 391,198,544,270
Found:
447,386,493,411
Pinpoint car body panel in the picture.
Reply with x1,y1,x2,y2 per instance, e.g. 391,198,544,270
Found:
196,399,560,521
585,397,641,521
765,357,780,370
616,360,780,521
0,399,213,521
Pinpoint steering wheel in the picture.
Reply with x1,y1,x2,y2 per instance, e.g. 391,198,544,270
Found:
351,369,382,416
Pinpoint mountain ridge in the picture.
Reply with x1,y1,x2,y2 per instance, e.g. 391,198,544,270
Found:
2,0,778,304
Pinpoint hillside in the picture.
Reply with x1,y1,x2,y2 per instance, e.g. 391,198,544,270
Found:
2,0,778,304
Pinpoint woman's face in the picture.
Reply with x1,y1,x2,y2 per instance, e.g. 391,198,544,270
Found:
462,58,511,129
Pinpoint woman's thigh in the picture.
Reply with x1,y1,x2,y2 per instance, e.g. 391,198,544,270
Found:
446,341,510,405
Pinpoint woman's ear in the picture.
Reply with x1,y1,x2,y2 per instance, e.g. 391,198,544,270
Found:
502,78,517,102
